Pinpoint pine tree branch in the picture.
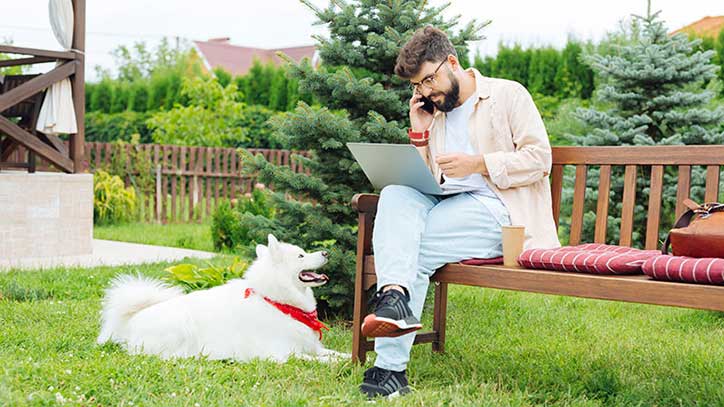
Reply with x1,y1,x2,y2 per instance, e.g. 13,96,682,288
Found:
239,150,329,200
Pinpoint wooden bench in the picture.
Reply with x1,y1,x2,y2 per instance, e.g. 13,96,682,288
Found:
351,145,724,364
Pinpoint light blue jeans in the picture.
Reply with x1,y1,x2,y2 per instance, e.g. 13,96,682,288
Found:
372,185,510,372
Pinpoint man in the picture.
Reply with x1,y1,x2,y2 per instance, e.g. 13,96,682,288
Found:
358,26,560,398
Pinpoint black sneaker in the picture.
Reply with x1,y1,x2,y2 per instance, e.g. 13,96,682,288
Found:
360,366,411,399
361,288,422,338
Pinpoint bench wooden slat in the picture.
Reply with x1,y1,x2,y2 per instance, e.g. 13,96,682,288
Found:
553,146,724,165
362,256,724,312
645,165,664,250
594,165,611,243
676,165,691,218
551,164,564,228
705,165,720,203
619,165,637,247
569,165,587,245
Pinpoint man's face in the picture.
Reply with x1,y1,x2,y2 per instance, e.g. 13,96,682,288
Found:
410,58,460,113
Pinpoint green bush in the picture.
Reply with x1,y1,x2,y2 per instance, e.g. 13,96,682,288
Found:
89,79,114,113
233,61,314,112
531,93,561,122
85,111,154,143
147,77,283,148
213,67,232,88
528,47,561,96
227,105,281,149
93,170,138,225
164,258,249,292
96,140,155,196
128,80,151,112
473,39,595,100
147,77,246,146
110,81,131,113
210,200,238,251
211,188,276,252
545,98,590,146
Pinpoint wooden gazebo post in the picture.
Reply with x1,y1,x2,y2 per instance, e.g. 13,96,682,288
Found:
70,0,85,173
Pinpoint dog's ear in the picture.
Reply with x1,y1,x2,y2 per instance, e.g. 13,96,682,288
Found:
267,234,279,246
255,244,268,258
267,234,281,257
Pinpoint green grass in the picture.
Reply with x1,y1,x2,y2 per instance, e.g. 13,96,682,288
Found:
3,261,724,406
94,221,216,252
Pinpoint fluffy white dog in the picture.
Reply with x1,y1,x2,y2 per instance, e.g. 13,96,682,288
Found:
97,234,348,363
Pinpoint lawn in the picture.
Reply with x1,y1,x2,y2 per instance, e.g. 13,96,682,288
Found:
2,256,724,406
94,221,216,253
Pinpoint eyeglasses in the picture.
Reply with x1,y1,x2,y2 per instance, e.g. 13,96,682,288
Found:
410,59,446,91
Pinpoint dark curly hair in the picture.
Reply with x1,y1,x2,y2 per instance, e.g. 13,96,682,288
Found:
394,26,457,79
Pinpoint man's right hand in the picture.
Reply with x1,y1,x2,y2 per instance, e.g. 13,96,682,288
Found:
409,93,434,133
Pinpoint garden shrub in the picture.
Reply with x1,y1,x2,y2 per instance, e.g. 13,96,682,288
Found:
164,258,249,292
210,187,276,252
93,170,138,225
85,111,154,144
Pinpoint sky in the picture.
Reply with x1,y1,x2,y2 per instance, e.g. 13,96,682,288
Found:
2,0,723,82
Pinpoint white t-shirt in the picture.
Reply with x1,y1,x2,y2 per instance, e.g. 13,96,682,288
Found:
439,94,497,198
431,94,509,226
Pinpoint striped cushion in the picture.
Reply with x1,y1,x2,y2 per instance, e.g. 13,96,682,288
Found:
642,255,724,285
517,243,660,275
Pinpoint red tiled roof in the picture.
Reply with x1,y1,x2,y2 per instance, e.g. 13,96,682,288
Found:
193,38,317,76
671,16,724,38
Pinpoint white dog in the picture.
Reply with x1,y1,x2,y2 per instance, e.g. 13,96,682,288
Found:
97,234,348,363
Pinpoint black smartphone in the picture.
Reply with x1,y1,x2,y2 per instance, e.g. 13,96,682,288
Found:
420,95,435,114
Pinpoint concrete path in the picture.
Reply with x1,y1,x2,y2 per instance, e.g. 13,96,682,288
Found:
0,239,217,271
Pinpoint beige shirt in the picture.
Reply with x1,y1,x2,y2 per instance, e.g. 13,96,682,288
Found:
416,68,561,250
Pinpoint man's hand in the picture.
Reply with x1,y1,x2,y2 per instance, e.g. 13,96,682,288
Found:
409,93,434,132
435,153,487,178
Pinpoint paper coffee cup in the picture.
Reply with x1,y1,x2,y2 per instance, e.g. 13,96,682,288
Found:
502,225,526,267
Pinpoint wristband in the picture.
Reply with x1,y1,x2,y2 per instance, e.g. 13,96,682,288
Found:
408,129,429,147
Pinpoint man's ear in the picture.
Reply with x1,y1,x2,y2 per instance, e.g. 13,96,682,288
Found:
255,244,268,258
447,54,458,69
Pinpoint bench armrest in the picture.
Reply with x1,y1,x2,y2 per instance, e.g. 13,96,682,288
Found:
351,193,379,214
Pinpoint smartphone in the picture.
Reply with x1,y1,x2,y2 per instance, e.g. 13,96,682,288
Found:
419,95,435,114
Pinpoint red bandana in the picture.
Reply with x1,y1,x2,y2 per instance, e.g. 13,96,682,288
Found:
244,288,329,339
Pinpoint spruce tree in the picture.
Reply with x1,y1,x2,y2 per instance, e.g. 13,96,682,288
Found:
569,1,724,246
240,0,486,317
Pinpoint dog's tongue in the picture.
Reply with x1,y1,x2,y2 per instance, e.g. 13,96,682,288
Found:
299,271,329,282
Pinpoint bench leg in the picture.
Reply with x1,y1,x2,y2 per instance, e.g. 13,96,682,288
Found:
352,266,368,364
432,281,448,353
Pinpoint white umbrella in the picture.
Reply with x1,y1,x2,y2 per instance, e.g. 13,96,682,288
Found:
36,0,78,135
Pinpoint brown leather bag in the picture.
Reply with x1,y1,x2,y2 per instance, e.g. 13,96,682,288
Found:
663,199,724,258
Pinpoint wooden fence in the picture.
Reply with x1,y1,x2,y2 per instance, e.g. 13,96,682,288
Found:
5,142,310,223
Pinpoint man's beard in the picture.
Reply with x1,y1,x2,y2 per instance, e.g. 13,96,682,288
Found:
431,74,460,113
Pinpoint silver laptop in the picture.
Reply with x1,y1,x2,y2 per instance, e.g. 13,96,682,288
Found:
346,142,476,196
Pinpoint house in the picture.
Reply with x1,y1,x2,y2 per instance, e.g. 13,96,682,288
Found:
671,16,724,38
192,37,320,77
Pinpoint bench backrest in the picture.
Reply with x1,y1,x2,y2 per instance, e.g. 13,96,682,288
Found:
551,146,724,250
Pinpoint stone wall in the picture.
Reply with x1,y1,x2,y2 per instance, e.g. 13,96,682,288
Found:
0,172,93,260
